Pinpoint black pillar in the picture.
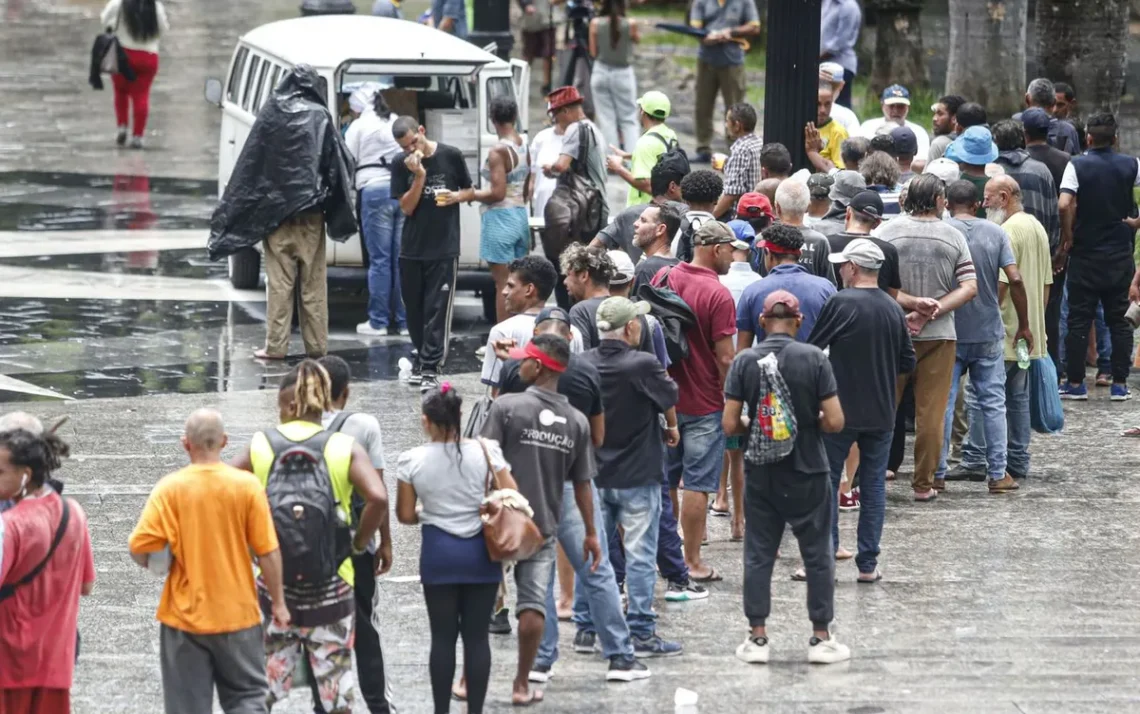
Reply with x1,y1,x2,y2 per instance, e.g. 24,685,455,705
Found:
762,0,821,171
470,0,514,60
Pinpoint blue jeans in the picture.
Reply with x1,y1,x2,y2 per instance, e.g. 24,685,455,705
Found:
1005,361,1031,476
823,429,892,574
597,485,661,639
361,183,406,330
938,340,1007,481
610,463,690,586
1059,281,1111,376
536,482,633,667
666,412,726,493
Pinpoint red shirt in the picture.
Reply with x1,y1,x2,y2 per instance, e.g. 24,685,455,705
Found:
0,491,95,689
654,262,737,416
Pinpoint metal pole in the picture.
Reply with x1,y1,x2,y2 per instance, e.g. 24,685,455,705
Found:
762,0,822,171
470,0,514,60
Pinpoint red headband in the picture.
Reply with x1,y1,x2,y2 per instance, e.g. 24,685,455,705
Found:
758,239,802,256
510,341,567,373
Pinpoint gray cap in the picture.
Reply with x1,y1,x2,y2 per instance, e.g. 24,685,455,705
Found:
829,170,867,207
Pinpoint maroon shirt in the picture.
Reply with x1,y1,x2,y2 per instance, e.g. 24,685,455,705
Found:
654,262,737,416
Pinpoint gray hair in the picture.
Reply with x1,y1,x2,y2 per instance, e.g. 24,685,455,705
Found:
774,179,810,217
861,151,901,188
599,326,627,341
0,412,44,436
1026,78,1056,108
840,137,871,169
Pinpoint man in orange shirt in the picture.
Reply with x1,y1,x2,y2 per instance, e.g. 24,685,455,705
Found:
129,408,289,714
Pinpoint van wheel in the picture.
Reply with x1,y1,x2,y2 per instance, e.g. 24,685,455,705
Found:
229,248,261,290
481,286,497,324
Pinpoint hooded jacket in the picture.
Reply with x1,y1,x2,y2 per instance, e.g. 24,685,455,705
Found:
207,65,356,261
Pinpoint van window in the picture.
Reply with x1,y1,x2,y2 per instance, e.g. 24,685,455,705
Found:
242,56,262,112
267,66,282,101
252,61,271,112
485,77,515,133
226,47,249,103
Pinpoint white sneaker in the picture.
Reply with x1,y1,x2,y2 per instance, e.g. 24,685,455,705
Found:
356,321,387,336
734,635,769,664
398,327,410,336
475,345,487,358
807,636,851,664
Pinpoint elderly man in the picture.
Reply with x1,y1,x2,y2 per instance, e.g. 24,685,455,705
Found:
1022,77,1080,155
857,84,930,159
771,180,834,282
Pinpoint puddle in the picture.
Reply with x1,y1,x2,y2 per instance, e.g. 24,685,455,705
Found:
0,249,228,280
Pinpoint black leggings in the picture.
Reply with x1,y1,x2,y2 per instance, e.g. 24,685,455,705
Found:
422,582,500,714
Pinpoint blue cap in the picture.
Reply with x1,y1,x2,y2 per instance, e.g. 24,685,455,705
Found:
1021,107,1052,134
945,125,999,166
889,125,918,156
727,219,756,243
881,84,911,105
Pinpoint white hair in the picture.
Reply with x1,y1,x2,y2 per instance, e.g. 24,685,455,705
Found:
775,179,810,217
599,326,627,341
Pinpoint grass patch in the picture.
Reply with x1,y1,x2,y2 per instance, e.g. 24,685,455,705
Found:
851,77,936,132
629,4,688,21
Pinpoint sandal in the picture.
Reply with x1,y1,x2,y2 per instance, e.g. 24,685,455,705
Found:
709,506,730,517
791,568,807,582
1096,373,1112,387
1122,427,1140,438
857,569,883,584
691,567,723,583
451,683,467,702
253,348,286,361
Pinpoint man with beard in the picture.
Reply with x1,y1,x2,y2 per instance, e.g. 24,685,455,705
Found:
857,85,930,159
632,204,684,295
928,94,965,162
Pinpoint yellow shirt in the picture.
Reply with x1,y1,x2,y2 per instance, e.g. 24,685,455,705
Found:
129,463,279,635
999,211,1054,360
818,118,848,169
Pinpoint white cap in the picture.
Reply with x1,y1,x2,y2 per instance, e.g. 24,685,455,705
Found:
827,238,885,269
924,157,960,184
607,250,636,285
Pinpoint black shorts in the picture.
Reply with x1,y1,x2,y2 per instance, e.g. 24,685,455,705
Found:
522,28,556,60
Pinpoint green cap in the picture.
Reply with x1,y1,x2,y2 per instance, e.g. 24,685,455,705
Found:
595,297,652,333
637,91,671,120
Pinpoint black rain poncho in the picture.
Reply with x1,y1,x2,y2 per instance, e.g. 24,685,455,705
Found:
207,64,356,261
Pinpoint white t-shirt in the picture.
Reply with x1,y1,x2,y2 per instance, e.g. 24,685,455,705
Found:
858,117,931,159
530,126,565,219
830,103,861,138
1059,158,1140,193
396,438,509,538
480,312,586,386
344,111,401,190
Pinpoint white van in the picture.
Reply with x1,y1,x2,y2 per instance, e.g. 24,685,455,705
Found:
204,16,530,321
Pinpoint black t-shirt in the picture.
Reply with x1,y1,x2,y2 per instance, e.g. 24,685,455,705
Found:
1026,143,1071,197
569,296,608,349
827,232,902,293
497,355,604,419
724,334,837,476
807,288,915,432
633,254,680,296
391,143,473,260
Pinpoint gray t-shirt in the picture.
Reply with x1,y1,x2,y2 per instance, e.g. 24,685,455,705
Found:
929,133,953,161
396,439,509,538
944,216,1015,345
322,411,385,469
692,0,760,67
481,386,594,537
560,119,610,215
877,214,978,341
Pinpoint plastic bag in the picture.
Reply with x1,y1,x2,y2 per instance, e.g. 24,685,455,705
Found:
1029,357,1064,434
207,65,357,261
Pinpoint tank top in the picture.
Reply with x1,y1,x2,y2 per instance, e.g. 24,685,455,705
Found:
595,17,633,68
480,137,529,211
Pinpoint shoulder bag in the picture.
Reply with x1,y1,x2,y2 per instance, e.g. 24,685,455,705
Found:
477,439,543,562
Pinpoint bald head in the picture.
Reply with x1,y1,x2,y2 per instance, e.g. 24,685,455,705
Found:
983,175,1023,224
183,408,226,453
756,178,782,203
0,411,44,436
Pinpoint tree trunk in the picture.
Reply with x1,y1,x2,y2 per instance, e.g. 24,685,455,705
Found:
1036,0,1129,113
864,0,929,98
945,0,1027,117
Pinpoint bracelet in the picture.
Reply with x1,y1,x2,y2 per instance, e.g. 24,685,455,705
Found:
666,424,678,430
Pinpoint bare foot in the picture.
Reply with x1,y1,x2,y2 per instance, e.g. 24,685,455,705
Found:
835,546,854,561
731,520,744,542
556,602,573,621
253,348,285,360
512,685,544,706
452,679,467,701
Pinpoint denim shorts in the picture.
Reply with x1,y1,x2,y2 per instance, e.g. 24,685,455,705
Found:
514,536,557,617
667,411,726,493
480,207,530,264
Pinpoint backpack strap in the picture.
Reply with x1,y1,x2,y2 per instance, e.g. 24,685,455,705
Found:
327,412,354,434
0,496,71,603
647,130,676,152
650,264,674,289
264,427,335,468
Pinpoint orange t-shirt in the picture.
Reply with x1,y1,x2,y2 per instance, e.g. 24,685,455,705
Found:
128,463,279,635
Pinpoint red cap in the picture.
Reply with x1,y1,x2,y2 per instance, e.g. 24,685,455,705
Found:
736,192,774,221
762,289,802,318
546,86,584,113
508,340,567,373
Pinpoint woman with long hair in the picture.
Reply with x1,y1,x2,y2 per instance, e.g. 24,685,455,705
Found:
588,0,640,153
396,383,516,714
100,0,170,149
0,425,95,713
346,87,409,338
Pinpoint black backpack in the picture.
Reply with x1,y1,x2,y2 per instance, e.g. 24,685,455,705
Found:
264,428,351,585
648,130,691,177
543,120,606,261
638,266,697,364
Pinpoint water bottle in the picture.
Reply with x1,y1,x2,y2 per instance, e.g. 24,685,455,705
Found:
1015,338,1030,370
397,357,413,381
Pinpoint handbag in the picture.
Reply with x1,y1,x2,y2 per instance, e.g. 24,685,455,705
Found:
477,439,543,563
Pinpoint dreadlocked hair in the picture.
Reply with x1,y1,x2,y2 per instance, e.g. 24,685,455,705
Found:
0,428,70,490
280,359,333,419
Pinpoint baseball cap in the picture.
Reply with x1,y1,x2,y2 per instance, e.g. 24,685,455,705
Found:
1020,107,1051,134
945,125,999,166
828,237,885,270
726,219,756,244
636,91,671,120
736,192,774,221
607,250,636,285
693,220,750,250
881,84,911,106
807,172,835,199
849,190,885,221
819,61,845,84
546,86,584,113
830,170,867,206
595,296,651,332
535,306,571,327
924,157,960,184
889,125,918,156
761,290,802,318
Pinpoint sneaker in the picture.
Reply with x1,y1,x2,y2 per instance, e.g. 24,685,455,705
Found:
528,664,554,683
838,486,860,511
488,608,511,635
115,128,127,146
988,474,1020,493
419,373,439,393
632,634,683,658
1111,384,1133,401
1059,382,1088,400
734,635,769,664
573,630,598,654
356,321,387,336
664,579,709,602
808,636,851,664
606,656,651,681
475,345,487,358
129,135,144,150
398,327,410,337
946,464,987,482
691,151,712,164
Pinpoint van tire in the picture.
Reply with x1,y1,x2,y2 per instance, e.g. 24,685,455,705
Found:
229,248,261,290
481,286,497,324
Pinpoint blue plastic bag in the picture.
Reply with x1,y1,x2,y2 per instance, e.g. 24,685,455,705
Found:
1029,357,1064,434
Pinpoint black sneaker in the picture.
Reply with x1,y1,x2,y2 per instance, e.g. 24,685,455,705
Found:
404,361,423,386
419,372,439,393
691,151,712,165
945,464,986,482
488,608,511,635
528,663,554,683
606,656,651,681
573,630,598,653
632,634,683,658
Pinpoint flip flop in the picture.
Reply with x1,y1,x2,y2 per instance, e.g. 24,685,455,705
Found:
857,569,883,584
451,684,467,702
1122,427,1140,437
791,568,807,582
512,689,545,707
691,567,723,583
252,348,286,361
709,506,730,517
730,534,743,543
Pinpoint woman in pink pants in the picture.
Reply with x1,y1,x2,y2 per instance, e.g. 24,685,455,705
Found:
100,0,169,149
